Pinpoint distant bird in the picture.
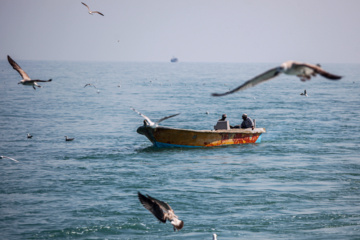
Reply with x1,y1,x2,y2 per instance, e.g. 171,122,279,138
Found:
0,155,19,162
212,61,342,97
213,233,218,240
300,89,308,96
138,192,184,231
27,133,33,139
65,136,74,141
131,108,180,128
81,2,104,16
84,83,97,88
7,55,52,90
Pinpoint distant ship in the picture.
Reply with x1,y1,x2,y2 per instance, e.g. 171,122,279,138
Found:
170,57,178,63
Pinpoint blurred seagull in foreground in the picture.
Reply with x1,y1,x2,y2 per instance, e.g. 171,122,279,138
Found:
212,61,342,97
1,156,19,162
300,89,308,97
81,2,104,16
7,55,52,90
131,108,180,128
213,233,218,240
65,136,75,141
138,192,184,231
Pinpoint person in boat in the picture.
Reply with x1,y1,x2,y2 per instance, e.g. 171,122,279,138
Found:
231,113,254,130
218,114,227,121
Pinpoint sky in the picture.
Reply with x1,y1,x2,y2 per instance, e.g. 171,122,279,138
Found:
1,0,360,63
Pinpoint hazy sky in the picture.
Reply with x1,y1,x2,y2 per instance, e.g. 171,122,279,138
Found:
1,0,359,63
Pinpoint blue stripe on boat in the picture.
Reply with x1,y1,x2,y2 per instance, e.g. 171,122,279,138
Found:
154,141,201,148
255,134,262,143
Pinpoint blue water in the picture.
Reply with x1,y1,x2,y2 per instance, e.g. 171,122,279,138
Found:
0,61,359,239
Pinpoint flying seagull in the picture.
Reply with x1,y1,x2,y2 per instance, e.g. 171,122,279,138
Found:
65,136,75,141
7,55,52,90
300,89,308,96
27,133,33,139
84,83,97,88
138,192,184,231
213,233,218,240
212,61,342,97
0,155,19,162
81,2,104,16
131,108,180,128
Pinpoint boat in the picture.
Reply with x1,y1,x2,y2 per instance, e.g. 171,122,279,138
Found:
137,125,266,148
170,57,178,63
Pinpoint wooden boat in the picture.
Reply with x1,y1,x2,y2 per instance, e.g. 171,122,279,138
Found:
137,125,266,148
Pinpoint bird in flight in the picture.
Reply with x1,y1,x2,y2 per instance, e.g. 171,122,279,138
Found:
1,155,19,162
84,83,97,88
81,2,104,16
138,192,184,231
131,108,180,128
300,89,308,97
7,55,52,90
212,61,342,97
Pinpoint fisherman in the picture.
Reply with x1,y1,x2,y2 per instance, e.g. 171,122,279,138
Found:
218,114,227,121
230,113,254,130
240,113,254,130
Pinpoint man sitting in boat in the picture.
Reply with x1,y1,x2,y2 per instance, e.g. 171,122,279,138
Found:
218,114,227,121
231,113,254,130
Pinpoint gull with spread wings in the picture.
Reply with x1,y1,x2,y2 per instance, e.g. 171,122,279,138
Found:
212,61,342,97
138,192,184,231
7,55,52,90
81,2,104,16
131,108,180,128
1,156,19,163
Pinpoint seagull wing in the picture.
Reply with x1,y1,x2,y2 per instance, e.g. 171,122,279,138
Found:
81,2,91,11
131,108,154,125
138,192,166,223
7,55,31,80
33,79,52,82
212,67,281,96
92,11,104,16
146,194,172,212
294,63,342,80
156,113,180,124
1,156,19,162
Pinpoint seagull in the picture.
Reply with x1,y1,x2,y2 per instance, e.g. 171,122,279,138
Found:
81,2,104,16
65,136,75,141
84,83,97,88
138,192,184,231
131,108,180,128
27,133,33,139
213,233,218,240
300,89,308,96
7,55,52,90
212,61,342,97
0,155,19,162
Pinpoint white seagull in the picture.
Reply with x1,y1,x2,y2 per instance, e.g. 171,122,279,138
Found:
213,233,218,240
65,136,75,141
300,89,308,96
212,61,342,97
138,192,184,231
1,155,19,162
7,55,52,90
27,133,33,139
81,2,104,16
131,108,180,128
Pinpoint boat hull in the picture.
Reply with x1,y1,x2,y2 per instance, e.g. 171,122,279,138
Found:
137,126,265,148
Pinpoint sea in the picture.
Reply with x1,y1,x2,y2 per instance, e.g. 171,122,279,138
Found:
0,60,359,240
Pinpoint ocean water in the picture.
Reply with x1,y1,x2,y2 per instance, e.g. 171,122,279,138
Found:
0,61,359,240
